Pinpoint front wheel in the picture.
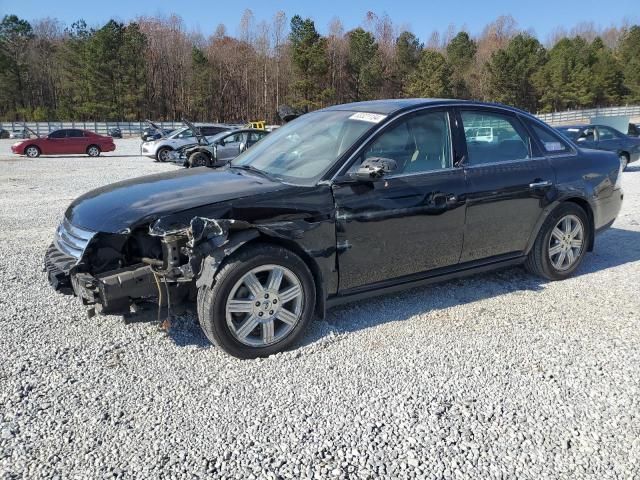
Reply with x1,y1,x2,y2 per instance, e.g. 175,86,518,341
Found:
156,147,172,162
25,145,40,158
188,151,210,168
198,244,316,359
525,203,590,280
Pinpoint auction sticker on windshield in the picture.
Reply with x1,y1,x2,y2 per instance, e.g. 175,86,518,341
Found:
349,112,387,123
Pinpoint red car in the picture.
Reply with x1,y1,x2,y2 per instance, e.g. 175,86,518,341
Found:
11,129,116,158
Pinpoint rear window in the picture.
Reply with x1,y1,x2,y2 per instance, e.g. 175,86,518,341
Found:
529,123,572,154
200,126,227,136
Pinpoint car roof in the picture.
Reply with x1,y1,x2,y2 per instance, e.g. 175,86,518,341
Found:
321,98,532,117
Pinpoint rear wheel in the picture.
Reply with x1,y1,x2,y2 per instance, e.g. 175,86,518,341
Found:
525,203,590,280
188,151,210,168
156,147,172,162
25,145,40,158
198,244,315,359
620,153,629,171
87,145,101,157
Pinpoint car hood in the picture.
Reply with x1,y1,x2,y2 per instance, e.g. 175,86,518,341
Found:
65,167,284,233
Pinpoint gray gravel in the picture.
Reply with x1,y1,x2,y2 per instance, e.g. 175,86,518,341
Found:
1,138,639,479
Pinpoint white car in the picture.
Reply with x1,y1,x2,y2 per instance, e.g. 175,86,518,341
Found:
141,124,233,161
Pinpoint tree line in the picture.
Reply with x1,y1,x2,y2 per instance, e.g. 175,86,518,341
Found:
1,11,639,123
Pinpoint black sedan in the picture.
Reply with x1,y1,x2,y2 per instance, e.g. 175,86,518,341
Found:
556,124,640,170
45,99,623,358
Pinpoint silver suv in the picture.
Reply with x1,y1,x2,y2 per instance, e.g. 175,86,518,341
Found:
141,124,233,162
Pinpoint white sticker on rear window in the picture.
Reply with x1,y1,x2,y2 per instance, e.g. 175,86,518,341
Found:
349,112,387,123
544,141,564,152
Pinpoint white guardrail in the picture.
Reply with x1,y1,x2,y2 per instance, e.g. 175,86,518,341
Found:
1,105,639,134
535,105,640,125
0,121,184,137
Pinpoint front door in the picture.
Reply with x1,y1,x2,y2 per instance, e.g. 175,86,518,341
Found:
43,129,68,154
332,108,467,292
457,108,555,262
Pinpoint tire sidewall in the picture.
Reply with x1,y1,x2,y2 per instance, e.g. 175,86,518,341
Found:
189,152,209,168
620,154,628,171
539,204,590,280
25,146,40,158
157,147,171,162
200,246,315,359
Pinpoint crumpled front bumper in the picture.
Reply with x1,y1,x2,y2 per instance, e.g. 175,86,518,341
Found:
44,242,158,315
44,243,75,294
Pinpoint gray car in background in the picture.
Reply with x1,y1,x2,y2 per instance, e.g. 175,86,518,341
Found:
556,124,640,170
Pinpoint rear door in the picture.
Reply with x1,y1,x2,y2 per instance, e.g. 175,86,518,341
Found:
457,108,555,262
66,129,88,154
595,126,626,153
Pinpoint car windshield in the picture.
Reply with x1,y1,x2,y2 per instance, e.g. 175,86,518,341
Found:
206,131,234,143
230,110,379,184
168,127,193,139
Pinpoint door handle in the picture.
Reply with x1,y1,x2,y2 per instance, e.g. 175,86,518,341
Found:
529,180,552,189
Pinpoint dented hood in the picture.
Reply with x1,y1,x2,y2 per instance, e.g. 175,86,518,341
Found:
65,167,284,233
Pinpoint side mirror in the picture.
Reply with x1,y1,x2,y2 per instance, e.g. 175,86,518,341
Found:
354,157,397,181
239,142,246,153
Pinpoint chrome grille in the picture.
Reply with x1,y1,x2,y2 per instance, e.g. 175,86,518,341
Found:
54,218,95,261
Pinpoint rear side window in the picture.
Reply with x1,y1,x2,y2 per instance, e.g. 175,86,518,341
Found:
597,126,622,140
460,111,530,165
528,123,572,154
201,126,226,136
67,129,84,138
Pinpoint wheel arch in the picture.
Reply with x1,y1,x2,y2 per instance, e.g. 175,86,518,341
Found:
198,232,326,320
231,235,326,320
526,196,595,255
24,144,41,155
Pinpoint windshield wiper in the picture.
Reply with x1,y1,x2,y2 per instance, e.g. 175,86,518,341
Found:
230,164,278,180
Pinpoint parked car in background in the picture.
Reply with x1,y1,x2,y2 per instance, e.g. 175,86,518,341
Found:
171,128,269,167
628,123,640,137
45,99,623,358
141,127,174,142
0,129,9,139
556,124,640,170
141,124,234,162
9,129,29,139
108,127,122,138
11,129,116,158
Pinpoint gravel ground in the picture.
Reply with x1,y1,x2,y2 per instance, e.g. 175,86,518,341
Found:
0,138,639,479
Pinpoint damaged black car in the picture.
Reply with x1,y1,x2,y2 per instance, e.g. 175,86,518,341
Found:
45,99,623,358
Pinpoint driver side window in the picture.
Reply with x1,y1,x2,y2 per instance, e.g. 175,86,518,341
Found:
355,110,452,175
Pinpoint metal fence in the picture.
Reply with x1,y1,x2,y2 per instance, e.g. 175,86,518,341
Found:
0,120,184,137
535,105,640,125
2,105,640,134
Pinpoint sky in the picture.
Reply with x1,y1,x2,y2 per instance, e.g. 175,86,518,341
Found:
2,0,638,41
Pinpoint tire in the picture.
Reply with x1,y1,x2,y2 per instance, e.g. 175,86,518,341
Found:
87,145,101,157
188,151,210,168
24,145,40,158
620,153,629,171
198,244,316,359
525,203,591,281
156,147,172,162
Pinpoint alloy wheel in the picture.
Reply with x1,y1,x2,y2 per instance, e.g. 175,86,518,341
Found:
26,147,39,158
548,214,584,271
225,264,304,347
88,146,100,157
